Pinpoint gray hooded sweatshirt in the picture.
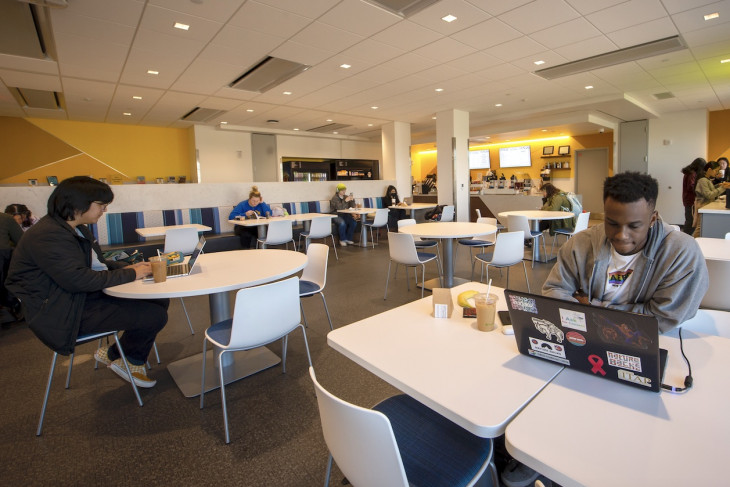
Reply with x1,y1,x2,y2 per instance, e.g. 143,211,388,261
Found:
543,219,708,333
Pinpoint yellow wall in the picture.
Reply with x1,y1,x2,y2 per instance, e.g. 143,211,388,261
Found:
411,133,614,182
0,117,193,185
709,109,730,162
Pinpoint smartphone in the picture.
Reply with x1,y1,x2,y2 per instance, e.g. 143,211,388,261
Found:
498,310,511,325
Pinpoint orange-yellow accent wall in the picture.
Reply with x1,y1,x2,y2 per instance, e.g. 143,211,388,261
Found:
709,110,730,162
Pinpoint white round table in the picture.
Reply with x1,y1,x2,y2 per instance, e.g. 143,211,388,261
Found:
399,222,497,288
498,210,574,262
105,249,307,397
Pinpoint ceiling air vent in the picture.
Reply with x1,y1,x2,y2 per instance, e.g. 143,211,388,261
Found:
362,0,441,17
534,36,686,80
9,87,60,109
230,56,311,93
181,107,227,122
652,92,675,100
307,123,351,133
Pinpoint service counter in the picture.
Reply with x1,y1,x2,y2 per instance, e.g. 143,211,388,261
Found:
698,199,730,238
413,193,543,223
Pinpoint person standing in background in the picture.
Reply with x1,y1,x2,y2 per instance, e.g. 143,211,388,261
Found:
680,158,705,235
693,161,730,238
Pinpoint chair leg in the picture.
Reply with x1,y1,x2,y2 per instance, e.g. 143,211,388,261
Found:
330,235,338,260
65,352,75,389
298,324,313,367
152,341,160,364
180,297,195,335
217,351,231,444
200,338,208,408
522,260,530,293
324,453,333,487
37,352,59,436
384,260,392,300
320,292,334,331
300,302,308,328
420,263,425,299
506,265,510,289
113,333,143,407
282,335,288,373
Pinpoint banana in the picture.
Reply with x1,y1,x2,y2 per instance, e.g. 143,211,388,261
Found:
457,290,479,308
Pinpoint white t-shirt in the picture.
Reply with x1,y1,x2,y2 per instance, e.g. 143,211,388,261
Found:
603,246,641,305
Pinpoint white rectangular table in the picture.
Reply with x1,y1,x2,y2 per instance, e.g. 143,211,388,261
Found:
229,213,335,239
505,318,730,487
328,283,563,438
135,223,211,238
695,237,730,261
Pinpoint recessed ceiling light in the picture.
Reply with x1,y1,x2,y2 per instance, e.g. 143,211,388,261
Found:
585,85,594,89
283,91,292,95
293,128,299,131
246,109,254,112
432,116,437,119
704,12,719,20
340,64,351,69
174,22,190,30
435,88,443,92
534,60,545,65
123,112,131,116
132,96,142,100
367,124,373,127
495,103,502,107
371,106,378,109
147,70,159,75
542,129,548,132
721,58,730,63
326,119,333,122
221,122,228,125
333,131,339,134
442,14,457,22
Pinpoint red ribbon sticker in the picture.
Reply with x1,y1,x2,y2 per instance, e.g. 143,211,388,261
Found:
588,354,606,376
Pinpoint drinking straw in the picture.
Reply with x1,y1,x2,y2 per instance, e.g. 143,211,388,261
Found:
486,278,492,297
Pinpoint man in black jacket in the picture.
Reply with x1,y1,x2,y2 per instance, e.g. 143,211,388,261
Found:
5,176,168,388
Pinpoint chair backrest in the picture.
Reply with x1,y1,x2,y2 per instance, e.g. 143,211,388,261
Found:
700,259,730,311
300,243,328,290
388,232,421,265
490,231,525,265
726,232,730,240
475,208,482,218
397,218,416,230
507,214,531,235
227,277,301,349
441,205,455,222
309,367,409,487
372,208,389,226
307,216,333,239
574,211,591,234
265,219,294,245
164,227,200,255
473,217,497,243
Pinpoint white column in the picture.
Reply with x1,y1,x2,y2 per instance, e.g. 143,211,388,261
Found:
436,109,470,221
382,121,412,196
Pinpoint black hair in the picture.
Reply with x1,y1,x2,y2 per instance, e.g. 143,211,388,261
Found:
704,160,720,171
47,176,114,221
681,157,706,175
603,172,658,208
718,156,729,165
385,185,398,197
4,203,33,228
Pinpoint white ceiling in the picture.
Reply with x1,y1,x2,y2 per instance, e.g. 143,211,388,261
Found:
0,0,728,143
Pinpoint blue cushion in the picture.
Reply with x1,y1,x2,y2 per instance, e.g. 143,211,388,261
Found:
475,252,494,262
373,394,492,487
458,239,493,247
553,228,573,235
206,318,233,346
416,251,437,262
299,280,320,296
415,240,438,248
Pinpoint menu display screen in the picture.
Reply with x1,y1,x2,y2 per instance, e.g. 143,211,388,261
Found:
499,146,532,167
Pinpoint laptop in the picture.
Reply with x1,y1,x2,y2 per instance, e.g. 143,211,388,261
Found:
145,235,206,281
504,290,667,393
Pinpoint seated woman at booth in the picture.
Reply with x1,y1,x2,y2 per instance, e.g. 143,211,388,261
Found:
384,185,406,231
229,186,271,249
539,183,575,235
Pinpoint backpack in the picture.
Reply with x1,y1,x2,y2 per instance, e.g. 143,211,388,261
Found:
425,205,444,221
564,193,582,218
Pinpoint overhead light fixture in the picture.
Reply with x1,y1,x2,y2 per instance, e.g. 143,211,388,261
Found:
371,106,378,109
267,120,279,124
283,91,292,95
534,60,545,65
147,70,159,75
333,131,339,134
435,88,443,92
704,12,719,20
174,22,190,30
363,0,442,18
721,58,730,64
132,95,142,100
220,121,227,124
534,35,686,80
367,124,373,127
229,56,311,93
542,129,548,132
326,119,333,122
123,112,131,116
585,85,594,90
432,116,437,119
495,103,502,107
340,64,351,69
442,14,457,22
293,128,299,131
246,109,254,112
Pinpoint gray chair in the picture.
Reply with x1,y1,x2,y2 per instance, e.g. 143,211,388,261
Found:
441,205,455,222
475,230,530,292
257,219,296,251
299,243,333,331
508,214,545,268
397,218,441,274
298,216,338,260
456,217,497,280
164,227,199,335
364,208,390,248
550,212,590,257
384,232,441,300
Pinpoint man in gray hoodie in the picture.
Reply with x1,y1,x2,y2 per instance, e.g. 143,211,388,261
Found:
543,172,708,333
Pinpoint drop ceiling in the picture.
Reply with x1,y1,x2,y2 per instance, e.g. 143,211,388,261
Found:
0,0,728,143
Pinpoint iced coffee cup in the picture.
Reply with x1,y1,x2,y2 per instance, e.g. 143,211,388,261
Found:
475,293,498,332
149,256,167,283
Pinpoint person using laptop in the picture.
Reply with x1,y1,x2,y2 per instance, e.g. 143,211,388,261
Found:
542,171,708,332
384,185,406,231
6,176,168,388
229,185,272,249
330,183,357,246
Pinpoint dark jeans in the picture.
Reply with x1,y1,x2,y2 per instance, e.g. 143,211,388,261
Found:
333,215,356,241
79,291,169,365
388,209,406,231
235,225,259,249
683,205,694,235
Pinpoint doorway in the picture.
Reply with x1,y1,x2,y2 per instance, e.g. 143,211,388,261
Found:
575,148,609,216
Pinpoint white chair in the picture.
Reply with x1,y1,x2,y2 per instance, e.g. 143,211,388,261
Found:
550,212,591,257
700,259,730,311
164,227,199,335
456,217,497,280
725,232,730,240
37,331,142,436
441,205,455,222
309,367,495,487
384,232,441,300
299,243,333,331
298,216,338,260
364,208,389,248
475,231,530,292
163,226,200,255
257,219,296,251
508,214,545,268
475,208,482,218
200,277,311,443
397,218,442,274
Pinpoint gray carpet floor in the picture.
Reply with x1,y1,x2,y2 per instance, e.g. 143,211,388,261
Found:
1,233,557,486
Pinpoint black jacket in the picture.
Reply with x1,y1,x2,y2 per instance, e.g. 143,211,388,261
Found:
5,215,135,354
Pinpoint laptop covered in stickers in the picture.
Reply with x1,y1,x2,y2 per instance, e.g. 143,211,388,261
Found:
504,290,668,393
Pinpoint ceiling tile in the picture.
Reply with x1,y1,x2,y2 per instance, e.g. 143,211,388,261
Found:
412,37,476,63
228,1,311,37
463,0,535,16
51,11,136,45
0,70,61,90
50,0,145,26
318,0,401,36
529,17,602,49
554,35,618,61
132,28,206,61
0,54,58,75
407,0,492,35
270,41,336,66
585,0,668,33
660,0,725,15
172,59,245,94
498,0,581,34
447,51,503,71
139,5,224,42
606,16,678,48
563,0,629,16
671,1,730,33
54,33,129,82
289,21,363,52
254,0,341,18
484,36,547,62
149,0,245,22
451,18,521,50
371,20,442,51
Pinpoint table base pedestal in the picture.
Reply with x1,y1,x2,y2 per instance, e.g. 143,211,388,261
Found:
167,347,281,398
419,276,470,290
